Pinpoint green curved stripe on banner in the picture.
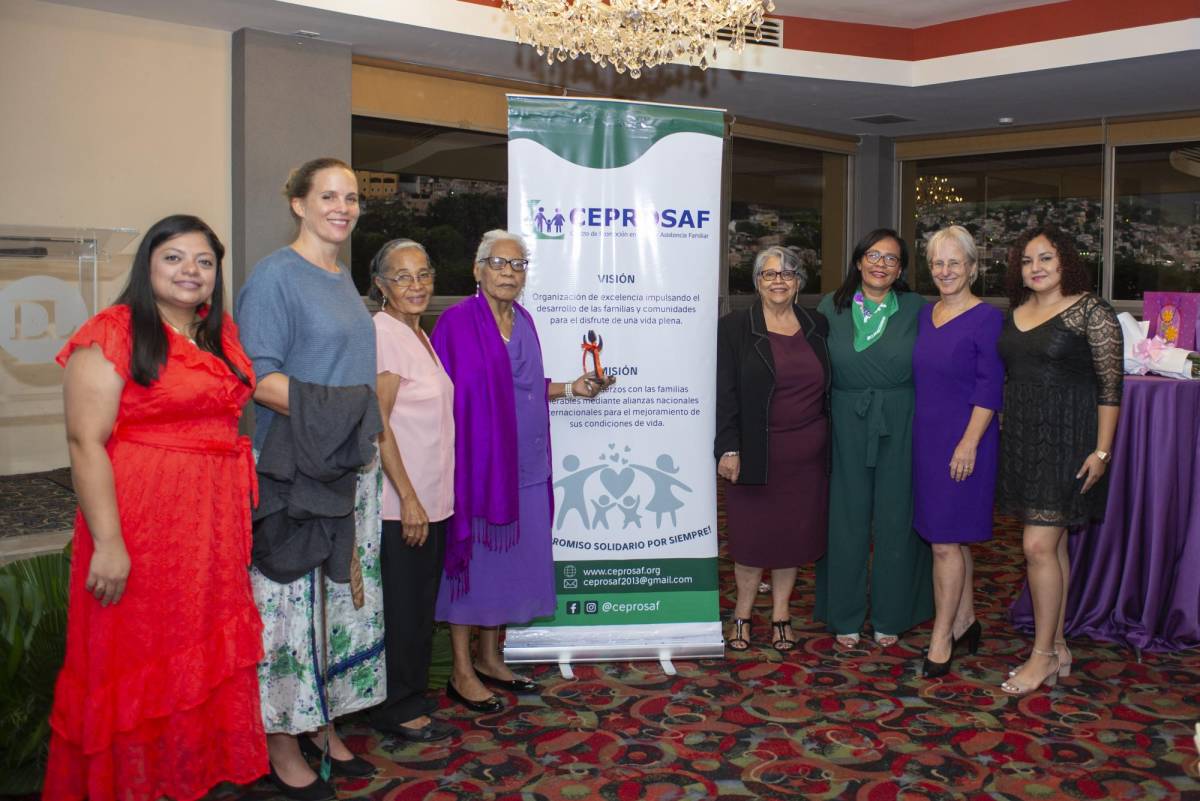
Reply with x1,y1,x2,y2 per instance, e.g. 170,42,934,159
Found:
508,97,724,169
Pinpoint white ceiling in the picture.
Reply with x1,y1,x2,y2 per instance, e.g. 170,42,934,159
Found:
39,0,1200,137
769,0,1062,28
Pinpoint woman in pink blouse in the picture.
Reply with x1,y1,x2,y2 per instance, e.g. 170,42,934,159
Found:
367,239,457,743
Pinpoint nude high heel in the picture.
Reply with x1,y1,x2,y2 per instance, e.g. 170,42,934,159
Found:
1000,648,1059,697
1055,640,1072,678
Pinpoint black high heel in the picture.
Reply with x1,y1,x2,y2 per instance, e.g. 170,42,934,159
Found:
921,649,952,679
953,620,982,655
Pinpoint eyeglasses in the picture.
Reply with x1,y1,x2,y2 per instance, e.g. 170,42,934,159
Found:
378,270,435,287
864,251,902,268
759,269,799,282
478,256,530,272
929,259,964,271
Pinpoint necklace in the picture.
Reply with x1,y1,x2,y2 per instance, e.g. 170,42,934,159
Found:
166,320,197,344
934,299,978,327
497,311,514,343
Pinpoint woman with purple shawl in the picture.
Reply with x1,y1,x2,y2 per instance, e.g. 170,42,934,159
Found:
431,230,613,712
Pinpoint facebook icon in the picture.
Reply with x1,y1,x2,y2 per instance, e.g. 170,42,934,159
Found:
566,601,581,615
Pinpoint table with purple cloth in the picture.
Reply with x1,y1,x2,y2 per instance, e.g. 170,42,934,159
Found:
1010,376,1200,653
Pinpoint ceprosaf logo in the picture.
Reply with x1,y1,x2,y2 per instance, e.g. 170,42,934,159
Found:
526,199,713,239
527,200,567,240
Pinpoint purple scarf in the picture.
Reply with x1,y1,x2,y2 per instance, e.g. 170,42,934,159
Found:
431,293,540,594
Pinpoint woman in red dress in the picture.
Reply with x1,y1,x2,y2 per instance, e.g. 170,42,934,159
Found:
43,215,267,801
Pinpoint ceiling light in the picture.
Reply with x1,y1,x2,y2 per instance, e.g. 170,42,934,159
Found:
503,0,776,79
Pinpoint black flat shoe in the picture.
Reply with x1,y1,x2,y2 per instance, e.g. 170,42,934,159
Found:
386,719,458,743
298,736,378,778
476,670,539,693
921,649,952,679
446,679,504,713
267,765,337,801
953,620,983,655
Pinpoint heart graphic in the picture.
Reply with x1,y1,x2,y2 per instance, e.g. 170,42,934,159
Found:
609,453,620,462
599,467,635,499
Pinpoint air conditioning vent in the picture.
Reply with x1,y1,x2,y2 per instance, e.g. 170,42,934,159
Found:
716,17,783,48
853,114,917,125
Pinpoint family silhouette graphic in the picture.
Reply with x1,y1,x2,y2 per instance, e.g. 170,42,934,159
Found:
553,447,691,532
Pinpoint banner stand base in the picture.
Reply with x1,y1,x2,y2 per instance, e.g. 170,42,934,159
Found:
504,642,726,665
504,621,724,665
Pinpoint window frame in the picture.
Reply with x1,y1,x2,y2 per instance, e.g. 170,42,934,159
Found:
351,59,856,311
894,114,1200,314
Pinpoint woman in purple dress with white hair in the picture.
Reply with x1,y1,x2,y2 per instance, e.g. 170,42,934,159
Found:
912,225,1004,679
431,229,613,713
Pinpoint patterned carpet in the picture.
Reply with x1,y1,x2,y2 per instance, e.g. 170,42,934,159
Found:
0,468,75,538
207,490,1200,801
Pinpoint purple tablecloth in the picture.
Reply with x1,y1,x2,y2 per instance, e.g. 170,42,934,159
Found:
1010,376,1200,652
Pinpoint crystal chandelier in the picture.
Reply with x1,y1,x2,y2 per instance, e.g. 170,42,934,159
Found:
503,0,777,78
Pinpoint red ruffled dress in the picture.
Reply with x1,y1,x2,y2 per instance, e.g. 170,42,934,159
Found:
43,305,267,801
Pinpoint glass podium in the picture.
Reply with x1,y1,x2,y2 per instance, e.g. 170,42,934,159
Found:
0,225,137,418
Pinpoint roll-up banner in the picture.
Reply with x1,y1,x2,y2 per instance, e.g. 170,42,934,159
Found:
504,95,725,664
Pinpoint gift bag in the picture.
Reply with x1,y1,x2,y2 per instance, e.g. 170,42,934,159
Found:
1143,292,1200,349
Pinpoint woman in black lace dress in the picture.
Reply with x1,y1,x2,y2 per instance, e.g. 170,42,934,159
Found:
996,226,1122,697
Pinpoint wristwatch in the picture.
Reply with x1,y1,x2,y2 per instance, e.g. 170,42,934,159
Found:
1095,450,1111,463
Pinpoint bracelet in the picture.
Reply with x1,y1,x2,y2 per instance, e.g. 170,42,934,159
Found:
722,451,739,458
563,381,575,400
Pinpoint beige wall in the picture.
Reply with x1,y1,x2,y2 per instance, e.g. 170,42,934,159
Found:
0,0,231,474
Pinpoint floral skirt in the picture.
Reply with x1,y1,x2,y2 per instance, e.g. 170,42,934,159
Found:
251,457,386,734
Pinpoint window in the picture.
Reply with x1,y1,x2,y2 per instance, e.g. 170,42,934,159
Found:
1112,141,1200,300
351,113,849,301
729,138,830,294
900,146,1103,297
351,116,507,295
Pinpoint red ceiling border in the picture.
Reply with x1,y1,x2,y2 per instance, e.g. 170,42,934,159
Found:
455,0,1199,61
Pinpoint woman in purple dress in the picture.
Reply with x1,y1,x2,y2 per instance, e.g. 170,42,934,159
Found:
431,230,613,713
912,225,1004,678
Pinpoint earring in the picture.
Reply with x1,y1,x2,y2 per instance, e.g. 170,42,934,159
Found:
475,282,481,296
380,295,388,310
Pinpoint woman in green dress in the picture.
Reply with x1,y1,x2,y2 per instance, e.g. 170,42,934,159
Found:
816,228,933,649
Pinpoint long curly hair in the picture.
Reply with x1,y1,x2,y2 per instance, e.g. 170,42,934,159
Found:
1005,226,1092,308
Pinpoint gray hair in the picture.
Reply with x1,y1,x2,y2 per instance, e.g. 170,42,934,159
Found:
752,246,808,292
926,225,979,281
368,238,429,304
475,229,529,264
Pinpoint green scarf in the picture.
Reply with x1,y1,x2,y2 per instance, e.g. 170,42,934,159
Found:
851,290,898,352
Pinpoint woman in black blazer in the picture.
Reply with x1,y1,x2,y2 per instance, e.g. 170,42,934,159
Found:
716,246,831,652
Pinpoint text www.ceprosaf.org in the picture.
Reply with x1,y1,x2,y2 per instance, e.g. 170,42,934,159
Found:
601,601,661,614
579,565,693,588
